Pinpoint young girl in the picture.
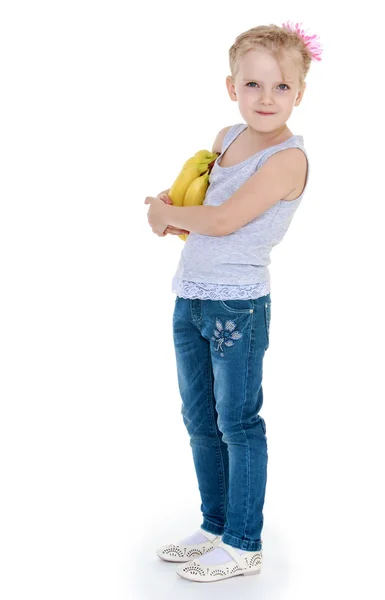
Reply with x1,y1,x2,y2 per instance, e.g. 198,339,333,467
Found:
145,21,322,583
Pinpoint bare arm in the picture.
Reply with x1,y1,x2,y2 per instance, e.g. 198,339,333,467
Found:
155,188,189,236
211,125,232,154
153,126,232,236
220,149,306,235
160,203,223,236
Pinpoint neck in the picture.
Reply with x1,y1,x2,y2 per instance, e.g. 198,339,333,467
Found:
246,124,291,144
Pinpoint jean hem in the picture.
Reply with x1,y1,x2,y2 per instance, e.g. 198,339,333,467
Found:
221,532,262,552
200,519,225,536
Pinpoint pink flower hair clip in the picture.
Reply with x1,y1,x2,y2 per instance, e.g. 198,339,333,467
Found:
281,20,323,62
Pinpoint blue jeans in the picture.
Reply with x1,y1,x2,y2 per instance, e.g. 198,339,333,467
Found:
172,294,271,552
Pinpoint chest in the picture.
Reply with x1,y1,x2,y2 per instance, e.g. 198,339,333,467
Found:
218,139,266,169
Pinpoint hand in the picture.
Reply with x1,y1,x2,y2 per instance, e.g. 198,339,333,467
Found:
157,194,190,236
144,196,170,236
164,225,190,236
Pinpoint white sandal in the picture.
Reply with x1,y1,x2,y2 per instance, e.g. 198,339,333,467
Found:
175,540,262,582
156,528,222,563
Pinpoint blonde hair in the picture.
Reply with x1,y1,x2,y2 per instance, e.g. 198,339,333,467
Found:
229,24,313,89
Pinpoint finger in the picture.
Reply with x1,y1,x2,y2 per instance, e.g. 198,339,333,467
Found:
165,228,185,235
154,227,167,235
166,225,189,233
159,195,172,204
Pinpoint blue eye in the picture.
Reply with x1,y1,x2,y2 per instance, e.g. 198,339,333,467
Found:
246,82,290,90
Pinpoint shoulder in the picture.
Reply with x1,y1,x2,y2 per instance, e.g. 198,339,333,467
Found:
218,146,307,235
211,125,233,153
260,146,308,201
262,146,307,178
279,147,308,185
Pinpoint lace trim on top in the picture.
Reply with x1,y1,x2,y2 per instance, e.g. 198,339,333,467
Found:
171,277,270,300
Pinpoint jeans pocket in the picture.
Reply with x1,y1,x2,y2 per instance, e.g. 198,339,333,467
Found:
218,299,254,313
264,301,271,349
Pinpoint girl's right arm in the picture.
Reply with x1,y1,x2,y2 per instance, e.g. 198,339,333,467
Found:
155,125,231,236
212,125,232,154
156,189,190,236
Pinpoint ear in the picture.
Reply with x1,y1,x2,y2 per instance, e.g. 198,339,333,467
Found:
226,75,237,101
294,81,306,106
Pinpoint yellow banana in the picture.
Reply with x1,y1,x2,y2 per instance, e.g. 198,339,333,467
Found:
194,149,217,160
169,154,216,206
183,170,210,206
167,149,219,241
168,164,202,206
183,150,219,169
178,170,211,241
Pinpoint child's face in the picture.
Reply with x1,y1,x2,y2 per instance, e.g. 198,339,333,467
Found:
226,48,305,131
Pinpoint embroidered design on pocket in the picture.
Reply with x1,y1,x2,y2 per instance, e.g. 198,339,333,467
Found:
211,318,243,357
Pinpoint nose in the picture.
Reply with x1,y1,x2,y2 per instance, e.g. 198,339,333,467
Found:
258,88,274,106
260,94,274,106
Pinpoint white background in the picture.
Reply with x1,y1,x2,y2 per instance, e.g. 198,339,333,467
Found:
1,1,384,599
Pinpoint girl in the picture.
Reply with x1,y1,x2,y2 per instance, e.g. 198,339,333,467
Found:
145,21,322,583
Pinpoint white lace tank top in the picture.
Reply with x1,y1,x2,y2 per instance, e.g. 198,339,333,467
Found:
171,122,309,300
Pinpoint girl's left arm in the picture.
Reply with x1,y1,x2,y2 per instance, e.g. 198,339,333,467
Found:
219,149,306,235
145,195,225,236
162,204,224,236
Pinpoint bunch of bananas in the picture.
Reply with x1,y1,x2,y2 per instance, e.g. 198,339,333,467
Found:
168,149,219,241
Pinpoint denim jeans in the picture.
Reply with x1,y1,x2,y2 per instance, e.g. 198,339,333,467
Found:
172,294,271,552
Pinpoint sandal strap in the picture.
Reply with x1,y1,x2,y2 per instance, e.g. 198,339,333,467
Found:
216,541,249,569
